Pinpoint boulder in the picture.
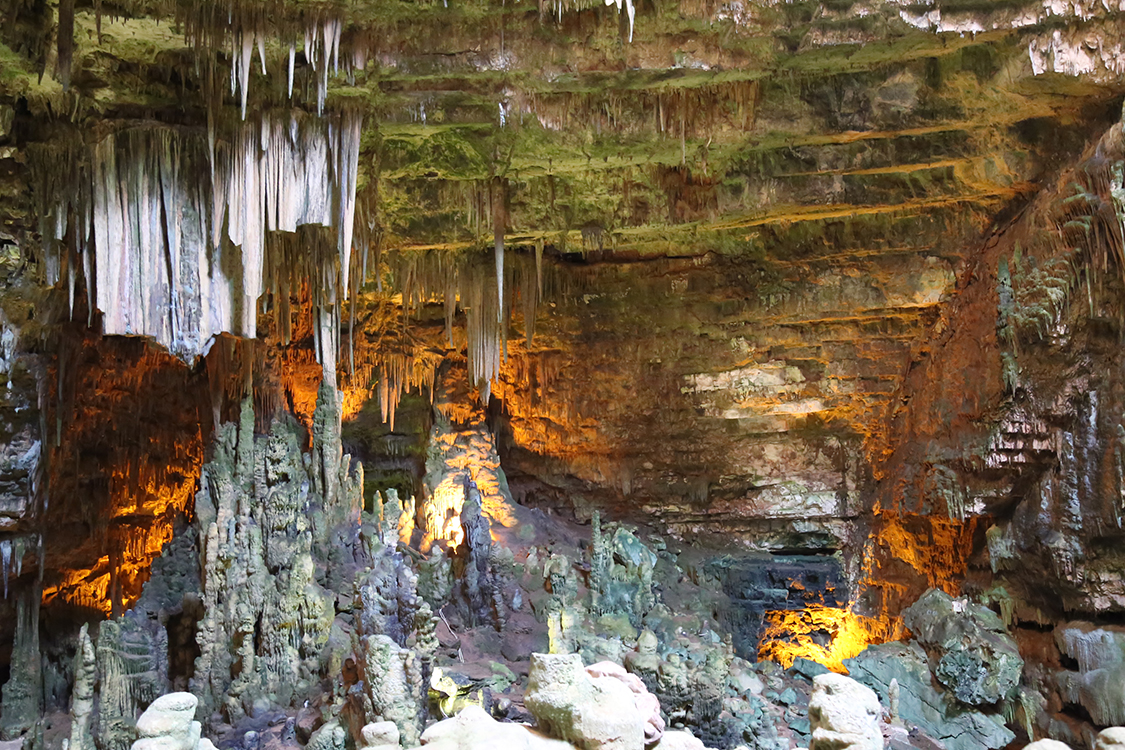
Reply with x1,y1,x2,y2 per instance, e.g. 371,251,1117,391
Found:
650,730,710,750
358,722,400,750
525,653,646,750
902,589,1022,706
1096,728,1125,750
585,661,665,744
1022,741,1071,750
845,642,1015,750
410,705,575,750
131,694,202,750
807,673,883,750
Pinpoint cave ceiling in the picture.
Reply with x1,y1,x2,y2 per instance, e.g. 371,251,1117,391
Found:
0,0,1124,619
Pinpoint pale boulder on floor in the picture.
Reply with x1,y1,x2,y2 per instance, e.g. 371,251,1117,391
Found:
525,653,647,750
650,729,715,750
358,722,400,750
131,694,202,750
585,661,665,744
807,673,883,750
1022,741,1072,750
409,705,575,750
1098,729,1125,750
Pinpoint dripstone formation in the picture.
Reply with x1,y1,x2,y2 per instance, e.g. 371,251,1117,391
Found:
3,0,1125,745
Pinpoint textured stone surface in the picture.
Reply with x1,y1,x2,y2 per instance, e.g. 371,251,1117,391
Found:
845,642,1015,750
902,589,1022,706
1054,623,1125,726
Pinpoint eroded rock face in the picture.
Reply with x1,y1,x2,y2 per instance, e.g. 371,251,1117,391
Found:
902,589,1023,706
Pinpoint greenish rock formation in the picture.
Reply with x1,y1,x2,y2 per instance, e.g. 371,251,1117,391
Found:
191,395,353,723
845,641,1015,750
357,634,424,747
901,589,1022,707
96,615,169,750
0,585,41,740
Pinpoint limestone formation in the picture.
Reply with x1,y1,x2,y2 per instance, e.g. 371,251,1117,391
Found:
584,662,664,744
1054,622,1125,726
901,589,1023,707
845,642,1015,750
0,587,41,741
650,731,710,750
357,634,423,747
357,721,400,750
454,480,499,629
66,625,96,750
191,396,353,723
807,673,883,750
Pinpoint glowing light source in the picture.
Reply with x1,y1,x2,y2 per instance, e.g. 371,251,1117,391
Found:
757,604,900,674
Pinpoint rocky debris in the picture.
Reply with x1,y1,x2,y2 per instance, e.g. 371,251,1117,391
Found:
902,589,1022,707
845,641,1015,750
807,673,883,750
525,653,646,750
131,693,204,750
1054,622,1125,726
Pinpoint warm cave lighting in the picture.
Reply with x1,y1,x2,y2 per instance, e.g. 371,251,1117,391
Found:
757,604,896,674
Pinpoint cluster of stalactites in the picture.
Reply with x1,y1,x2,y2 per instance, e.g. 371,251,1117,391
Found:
225,16,368,120
39,110,362,373
541,0,634,41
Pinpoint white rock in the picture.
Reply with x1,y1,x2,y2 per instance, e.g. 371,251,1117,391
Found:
413,705,574,749
132,694,200,750
1023,741,1072,750
808,673,883,750
526,653,646,750
650,730,708,750
359,722,400,750
1097,728,1125,750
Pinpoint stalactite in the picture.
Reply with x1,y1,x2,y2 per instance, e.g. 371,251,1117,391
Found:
57,0,74,91
40,110,362,364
